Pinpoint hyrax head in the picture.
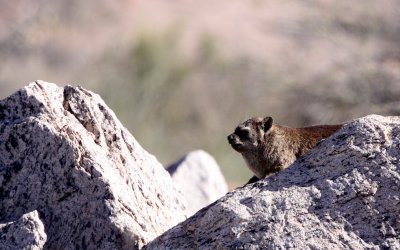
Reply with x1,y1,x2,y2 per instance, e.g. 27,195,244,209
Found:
227,116,273,152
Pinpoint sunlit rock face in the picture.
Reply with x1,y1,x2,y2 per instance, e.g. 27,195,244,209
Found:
167,150,228,216
0,81,187,249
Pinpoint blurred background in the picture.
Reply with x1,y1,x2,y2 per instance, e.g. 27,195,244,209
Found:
1,0,400,187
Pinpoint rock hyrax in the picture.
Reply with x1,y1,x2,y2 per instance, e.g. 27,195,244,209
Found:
227,116,342,183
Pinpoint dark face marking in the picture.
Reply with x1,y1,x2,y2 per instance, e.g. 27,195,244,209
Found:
234,127,250,139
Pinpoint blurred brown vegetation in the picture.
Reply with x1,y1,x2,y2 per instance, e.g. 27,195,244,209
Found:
1,0,399,186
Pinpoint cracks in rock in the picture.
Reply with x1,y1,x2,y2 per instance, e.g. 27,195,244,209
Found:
62,87,79,126
121,130,135,158
62,86,124,153
62,86,102,146
33,81,46,92
57,189,78,202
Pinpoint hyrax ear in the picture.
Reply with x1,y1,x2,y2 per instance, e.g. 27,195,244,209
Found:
262,116,273,132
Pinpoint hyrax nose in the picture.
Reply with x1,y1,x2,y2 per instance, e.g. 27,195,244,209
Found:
227,134,235,144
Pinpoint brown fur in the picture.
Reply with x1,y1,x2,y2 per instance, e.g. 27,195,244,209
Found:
227,117,342,183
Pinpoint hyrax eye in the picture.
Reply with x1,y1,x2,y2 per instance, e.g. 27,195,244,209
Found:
235,128,250,138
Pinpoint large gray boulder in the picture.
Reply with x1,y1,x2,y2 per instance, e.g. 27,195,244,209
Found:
146,115,400,249
167,150,228,216
0,81,187,249
0,210,47,250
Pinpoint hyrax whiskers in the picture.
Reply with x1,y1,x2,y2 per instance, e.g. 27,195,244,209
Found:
227,117,342,184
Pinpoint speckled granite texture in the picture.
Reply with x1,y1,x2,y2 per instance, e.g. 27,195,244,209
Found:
146,115,400,249
167,150,228,216
0,210,46,250
0,81,187,249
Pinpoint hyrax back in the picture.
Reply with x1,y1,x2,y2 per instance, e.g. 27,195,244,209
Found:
227,117,342,183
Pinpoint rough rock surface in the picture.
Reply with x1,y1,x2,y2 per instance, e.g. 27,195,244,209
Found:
0,210,47,250
146,115,400,249
167,150,228,216
0,81,187,249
